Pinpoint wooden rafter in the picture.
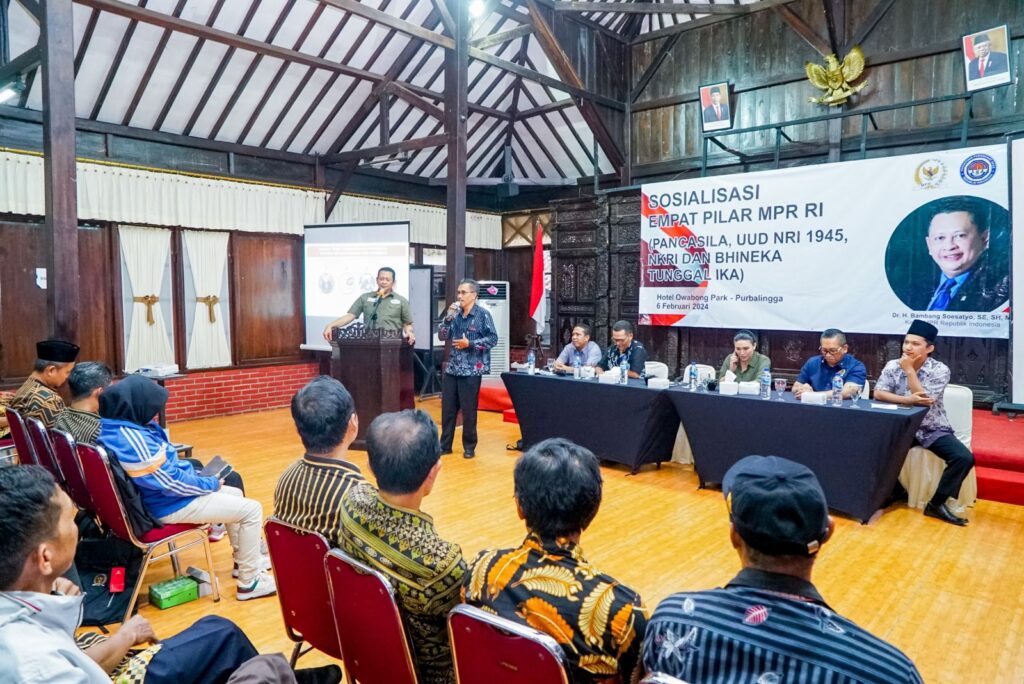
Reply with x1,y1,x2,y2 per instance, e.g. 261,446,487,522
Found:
471,24,533,49
89,0,150,121
631,31,681,102
0,45,39,84
773,4,830,57
122,0,188,126
634,0,796,45
554,1,749,13
844,0,895,54
322,133,448,164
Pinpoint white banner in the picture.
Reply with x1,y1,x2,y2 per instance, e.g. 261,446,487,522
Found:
639,145,1009,338
1010,138,1024,402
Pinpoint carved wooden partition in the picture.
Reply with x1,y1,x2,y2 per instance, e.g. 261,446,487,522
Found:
550,194,1009,404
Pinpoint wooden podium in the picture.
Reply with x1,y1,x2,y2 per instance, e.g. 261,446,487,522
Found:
330,326,415,449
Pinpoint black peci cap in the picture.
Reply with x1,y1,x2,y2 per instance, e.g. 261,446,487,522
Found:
907,319,938,343
36,339,80,363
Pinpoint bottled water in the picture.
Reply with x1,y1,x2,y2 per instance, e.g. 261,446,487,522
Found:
831,374,844,406
619,356,630,384
527,349,536,375
573,353,581,379
760,368,772,400
689,361,698,390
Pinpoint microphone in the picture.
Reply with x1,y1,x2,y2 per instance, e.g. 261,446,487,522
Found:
446,302,459,319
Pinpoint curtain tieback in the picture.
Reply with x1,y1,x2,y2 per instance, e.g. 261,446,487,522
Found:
196,295,220,324
132,295,159,325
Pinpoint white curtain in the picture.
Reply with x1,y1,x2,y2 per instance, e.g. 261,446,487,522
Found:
120,226,175,373
327,194,502,249
183,230,231,369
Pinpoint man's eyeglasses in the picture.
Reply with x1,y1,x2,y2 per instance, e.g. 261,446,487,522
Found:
819,346,845,355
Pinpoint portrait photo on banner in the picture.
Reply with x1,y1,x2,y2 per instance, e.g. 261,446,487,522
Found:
962,25,1012,92
699,82,732,133
884,195,1010,313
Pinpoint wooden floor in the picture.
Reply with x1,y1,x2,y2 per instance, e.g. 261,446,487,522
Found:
124,398,1024,684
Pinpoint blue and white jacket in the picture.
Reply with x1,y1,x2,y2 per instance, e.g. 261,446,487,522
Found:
98,418,218,519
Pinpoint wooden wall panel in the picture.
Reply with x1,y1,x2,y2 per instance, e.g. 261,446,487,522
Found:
500,246,535,349
231,234,304,365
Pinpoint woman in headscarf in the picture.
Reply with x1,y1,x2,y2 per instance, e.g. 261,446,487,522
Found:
98,375,276,601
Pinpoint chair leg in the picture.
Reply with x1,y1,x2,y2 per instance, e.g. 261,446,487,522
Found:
199,533,220,603
289,641,304,668
169,539,181,577
123,546,156,625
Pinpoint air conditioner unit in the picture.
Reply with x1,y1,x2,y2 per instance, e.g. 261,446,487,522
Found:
476,280,510,378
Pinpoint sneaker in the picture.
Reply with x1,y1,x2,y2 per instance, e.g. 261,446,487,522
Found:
232,554,272,579
236,572,277,601
208,523,227,542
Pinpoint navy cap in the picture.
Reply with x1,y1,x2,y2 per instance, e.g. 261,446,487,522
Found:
723,455,830,557
36,339,80,363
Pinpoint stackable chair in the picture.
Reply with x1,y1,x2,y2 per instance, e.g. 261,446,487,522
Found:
325,548,418,684
644,361,670,380
899,383,978,511
77,443,218,624
49,429,94,512
264,518,341,666
4,407,37,466
26,417,63,484
448,604,571,684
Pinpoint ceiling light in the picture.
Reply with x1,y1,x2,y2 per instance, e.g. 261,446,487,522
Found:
469,0,486,19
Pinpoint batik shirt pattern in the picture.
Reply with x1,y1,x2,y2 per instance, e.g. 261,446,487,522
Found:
464,533,648,683
10,378,65,428
875,356,953,448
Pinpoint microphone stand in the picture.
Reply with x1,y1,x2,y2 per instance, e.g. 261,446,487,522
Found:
369,291,384,328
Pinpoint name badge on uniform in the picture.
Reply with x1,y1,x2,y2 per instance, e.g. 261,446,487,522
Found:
390,300,400,306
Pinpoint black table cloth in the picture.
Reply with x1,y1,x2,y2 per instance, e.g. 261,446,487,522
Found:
502,372,679,471
666,389,927,521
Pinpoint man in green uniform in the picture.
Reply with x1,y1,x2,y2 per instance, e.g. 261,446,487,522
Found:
9,340,79,428
322,267,415,344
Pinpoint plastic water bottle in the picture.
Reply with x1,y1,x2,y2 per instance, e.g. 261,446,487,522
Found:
619,357,630,384
760,368,772,400
689,361,698,390
831,374,844,406
527,349,536,375
572,353,581,379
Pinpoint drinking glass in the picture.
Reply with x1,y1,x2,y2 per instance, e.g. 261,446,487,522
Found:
774,378,786,400
545,358,555,373
850,385,863,407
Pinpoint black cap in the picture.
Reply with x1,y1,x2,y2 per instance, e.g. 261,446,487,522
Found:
974,32,992,44
36,339,80,363
723,455,830,557
907,319,938,343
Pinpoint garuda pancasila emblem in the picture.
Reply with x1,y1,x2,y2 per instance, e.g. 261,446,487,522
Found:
805,46,867,106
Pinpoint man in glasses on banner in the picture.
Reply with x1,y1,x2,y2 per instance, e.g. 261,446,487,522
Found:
791,328,867,400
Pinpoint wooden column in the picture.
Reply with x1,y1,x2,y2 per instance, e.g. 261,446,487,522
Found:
444,0,469,301
41,0,79,339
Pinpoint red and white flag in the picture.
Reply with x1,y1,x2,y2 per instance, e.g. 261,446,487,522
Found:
529,224,546,335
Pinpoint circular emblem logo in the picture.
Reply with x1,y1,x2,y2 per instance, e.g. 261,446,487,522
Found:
959,154,997,185
913,159,946,189
743,605,770,626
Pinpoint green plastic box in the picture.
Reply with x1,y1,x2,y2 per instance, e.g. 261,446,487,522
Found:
148,576,199,610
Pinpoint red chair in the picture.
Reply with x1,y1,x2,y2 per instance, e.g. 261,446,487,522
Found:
264,518,341,666
76,443,219,624
4,407,37,466
448,604,571,684
26,418,64,484
324,548,418,684
49,430,94,512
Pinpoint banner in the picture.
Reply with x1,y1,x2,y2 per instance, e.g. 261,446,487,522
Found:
1010,138,1024,402
639,145,1009,339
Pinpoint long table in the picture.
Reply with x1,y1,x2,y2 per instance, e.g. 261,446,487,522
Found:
665,389,927,522
502,372,679,472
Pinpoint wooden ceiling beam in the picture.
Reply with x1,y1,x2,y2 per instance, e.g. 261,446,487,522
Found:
553,1,749,14
320,0,455,49
773,4,830,57
633,0,796,45
322,133,448,164
471,24,533,50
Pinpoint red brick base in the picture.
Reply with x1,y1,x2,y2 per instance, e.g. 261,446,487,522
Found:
164,362,320,423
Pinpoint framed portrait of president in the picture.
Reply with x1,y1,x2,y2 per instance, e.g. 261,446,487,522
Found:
962,25,1011,92
699,82,732,133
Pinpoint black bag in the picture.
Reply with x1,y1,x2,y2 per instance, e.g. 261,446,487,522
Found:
75,516,145,626
106,454,161,539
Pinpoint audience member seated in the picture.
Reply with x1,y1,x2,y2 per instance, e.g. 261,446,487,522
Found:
0,390,13,440
0,465,345,684
339,410,465,684
791,328,866,399
53,362,113,446
553,323,603,372
596,320,648,379
273,376,364,549
717,329,771,382
98,375,275,601
464,437,648,683
642,455,923,683
874,319,975,526
9,339,79,428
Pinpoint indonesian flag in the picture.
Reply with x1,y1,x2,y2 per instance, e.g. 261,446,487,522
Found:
529,224,546,335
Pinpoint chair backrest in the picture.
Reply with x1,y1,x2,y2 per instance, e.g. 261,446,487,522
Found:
861,379,870,399
264,518,342,660
944,384,974,449
5,407,37,466
695,364,716,382
76,443,140,546
448,604,571,684
50,430,94,511
324,549,418,684
644,362,669,380
641,674,692,684
26,418,63,482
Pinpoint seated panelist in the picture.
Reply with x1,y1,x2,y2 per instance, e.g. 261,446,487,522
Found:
792,328,866,399
717,330,771,382
553,324,602,372
595,320,647,379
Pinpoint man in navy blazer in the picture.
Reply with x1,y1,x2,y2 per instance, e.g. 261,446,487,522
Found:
968,32,1009,80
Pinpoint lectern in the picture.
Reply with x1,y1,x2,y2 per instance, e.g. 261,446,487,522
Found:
330,326,415,449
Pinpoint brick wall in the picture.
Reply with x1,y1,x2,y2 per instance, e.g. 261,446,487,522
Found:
164,362,320,423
